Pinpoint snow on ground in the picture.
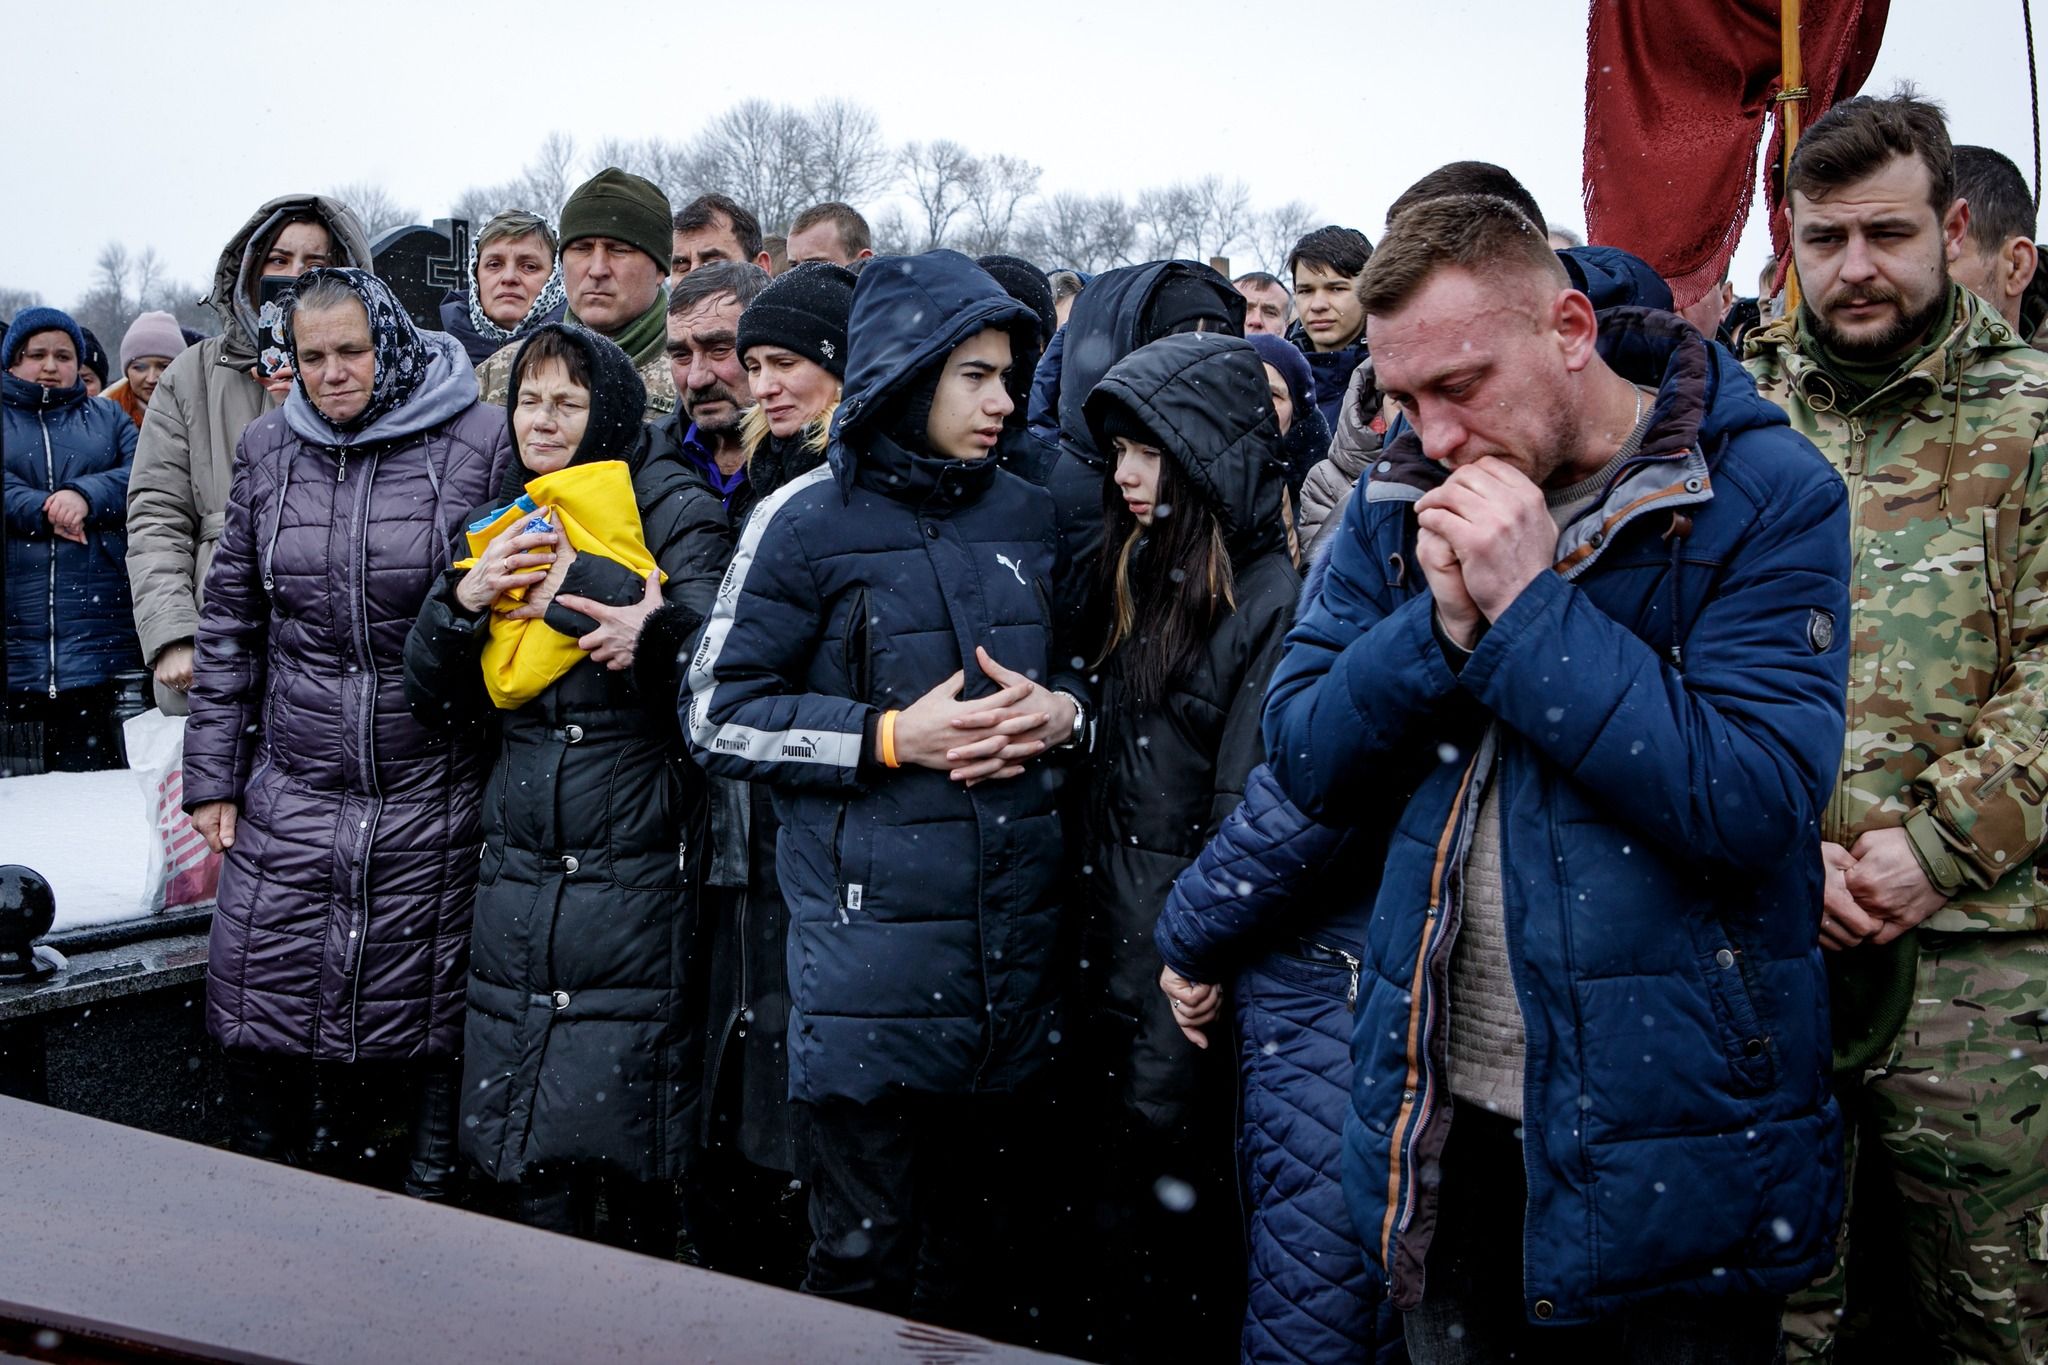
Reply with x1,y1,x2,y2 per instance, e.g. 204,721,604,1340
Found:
0,771,155,932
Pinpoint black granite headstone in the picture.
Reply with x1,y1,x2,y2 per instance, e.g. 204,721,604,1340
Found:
371,218,472,331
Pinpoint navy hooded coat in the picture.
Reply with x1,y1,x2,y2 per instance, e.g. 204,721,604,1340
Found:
1263,309,1850,1323
3,374,140,694
683,251,1084,1105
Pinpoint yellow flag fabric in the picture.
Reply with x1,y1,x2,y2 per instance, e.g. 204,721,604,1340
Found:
454,460,665,709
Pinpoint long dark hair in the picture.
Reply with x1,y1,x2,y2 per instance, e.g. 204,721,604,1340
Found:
1094,452,1236,707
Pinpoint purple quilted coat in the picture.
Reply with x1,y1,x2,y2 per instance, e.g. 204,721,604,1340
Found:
184,324,513,1061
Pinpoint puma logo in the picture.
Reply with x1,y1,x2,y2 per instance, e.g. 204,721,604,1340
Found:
996,554,1027,586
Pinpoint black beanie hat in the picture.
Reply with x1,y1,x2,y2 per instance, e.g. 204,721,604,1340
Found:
736,262,857,378
77,327,111,386
557,168,673,274
976,254,1057,345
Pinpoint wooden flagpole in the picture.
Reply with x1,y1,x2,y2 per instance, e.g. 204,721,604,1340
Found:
1780,0,1807,310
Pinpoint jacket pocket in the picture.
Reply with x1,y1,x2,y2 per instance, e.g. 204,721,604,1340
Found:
1696,924,1777,1095
1983,507,2013,681
842,588,871,704
831,801,873,919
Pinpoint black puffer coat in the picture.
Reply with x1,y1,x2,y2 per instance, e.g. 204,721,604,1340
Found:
1049,261,1244,648
685,250,1083,1106
1077,332,1299,1132
402,325,731,1182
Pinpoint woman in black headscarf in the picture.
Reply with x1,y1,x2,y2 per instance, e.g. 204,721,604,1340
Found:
402,322,729,1253
183,267,514,1194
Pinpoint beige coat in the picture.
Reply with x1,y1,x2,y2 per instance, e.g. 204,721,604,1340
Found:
124,194,372,711
1297,358,1382,560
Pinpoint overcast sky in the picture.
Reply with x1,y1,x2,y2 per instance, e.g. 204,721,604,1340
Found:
6,1,2039,308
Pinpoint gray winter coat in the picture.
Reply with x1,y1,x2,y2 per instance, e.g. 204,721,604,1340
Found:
124,194,373,712
1296,358,1381,561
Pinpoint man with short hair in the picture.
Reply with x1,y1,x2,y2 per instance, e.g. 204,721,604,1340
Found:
672,193,773,279
1949,144,2039,332
1268,191,1850,1362
1233,270,1292,335
478,168,675,420
648,260,769,513
786,202,874,268
1286,225,1373,437
1744,92,2048,1365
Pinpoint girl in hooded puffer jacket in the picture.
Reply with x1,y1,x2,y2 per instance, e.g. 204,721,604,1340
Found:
1072,332,1299,1361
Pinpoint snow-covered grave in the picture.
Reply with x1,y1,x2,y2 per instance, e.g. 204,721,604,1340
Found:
0,770,158,934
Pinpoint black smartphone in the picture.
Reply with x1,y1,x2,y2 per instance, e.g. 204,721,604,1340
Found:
255,275,296,378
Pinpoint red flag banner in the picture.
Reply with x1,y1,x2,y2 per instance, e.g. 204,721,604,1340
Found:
1583,0,1889,309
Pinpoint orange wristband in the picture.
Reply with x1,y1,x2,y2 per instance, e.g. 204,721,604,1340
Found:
879,709,901,769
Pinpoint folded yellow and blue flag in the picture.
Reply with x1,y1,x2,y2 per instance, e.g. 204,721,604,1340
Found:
455,460,665,709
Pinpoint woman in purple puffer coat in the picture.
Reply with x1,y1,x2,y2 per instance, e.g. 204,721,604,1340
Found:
184,268,514,1197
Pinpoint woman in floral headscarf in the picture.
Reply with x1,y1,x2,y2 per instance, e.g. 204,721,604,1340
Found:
183,266,515,1196
439,210,570,366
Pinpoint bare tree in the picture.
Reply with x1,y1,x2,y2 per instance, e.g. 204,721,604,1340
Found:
800,98,894,208
1190,177,1254,262
329,181,419,239
690,99,817,232
956,155,1042,257
68,242,210,354
868,206,916,257
0,285,44,319
901,140,978,250
589,135,706,209
449,132,581,227
1248,200,1320,276
1135,183,1205,261
1019,193,1139,274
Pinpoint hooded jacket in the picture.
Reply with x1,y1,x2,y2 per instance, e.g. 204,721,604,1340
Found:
3,375,140,693
183,272,513,1063
1077,333,1300,1132
1265,309,1849,1322
684,250,1082,1105
125,195,374,712
403,323,729,1181
1049,261,1245,646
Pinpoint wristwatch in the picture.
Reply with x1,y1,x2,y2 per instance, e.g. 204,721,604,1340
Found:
1052,690,1091,753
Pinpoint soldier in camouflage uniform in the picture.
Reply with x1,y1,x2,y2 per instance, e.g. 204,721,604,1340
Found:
1745,93,2048,1364
476,167,677,422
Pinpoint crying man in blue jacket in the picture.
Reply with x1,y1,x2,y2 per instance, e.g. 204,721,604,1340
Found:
1262,191,1851,1363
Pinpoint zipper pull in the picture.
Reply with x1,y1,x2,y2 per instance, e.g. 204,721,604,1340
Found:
1846,417,1867,475
1342,950,1361,1012
336,451,348,483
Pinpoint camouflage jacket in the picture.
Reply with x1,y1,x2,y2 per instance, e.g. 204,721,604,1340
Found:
1746,287,2048,932
474,339,677,422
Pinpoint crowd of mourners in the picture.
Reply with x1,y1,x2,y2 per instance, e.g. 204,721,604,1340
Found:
5,88,2047,1365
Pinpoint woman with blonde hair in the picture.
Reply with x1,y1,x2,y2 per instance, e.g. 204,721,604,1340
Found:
730,262,855,524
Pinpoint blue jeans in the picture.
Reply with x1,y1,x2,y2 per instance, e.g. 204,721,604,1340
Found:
1403,1106,1784,1365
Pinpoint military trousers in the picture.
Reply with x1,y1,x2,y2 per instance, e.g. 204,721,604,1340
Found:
1783,931,2048,1363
